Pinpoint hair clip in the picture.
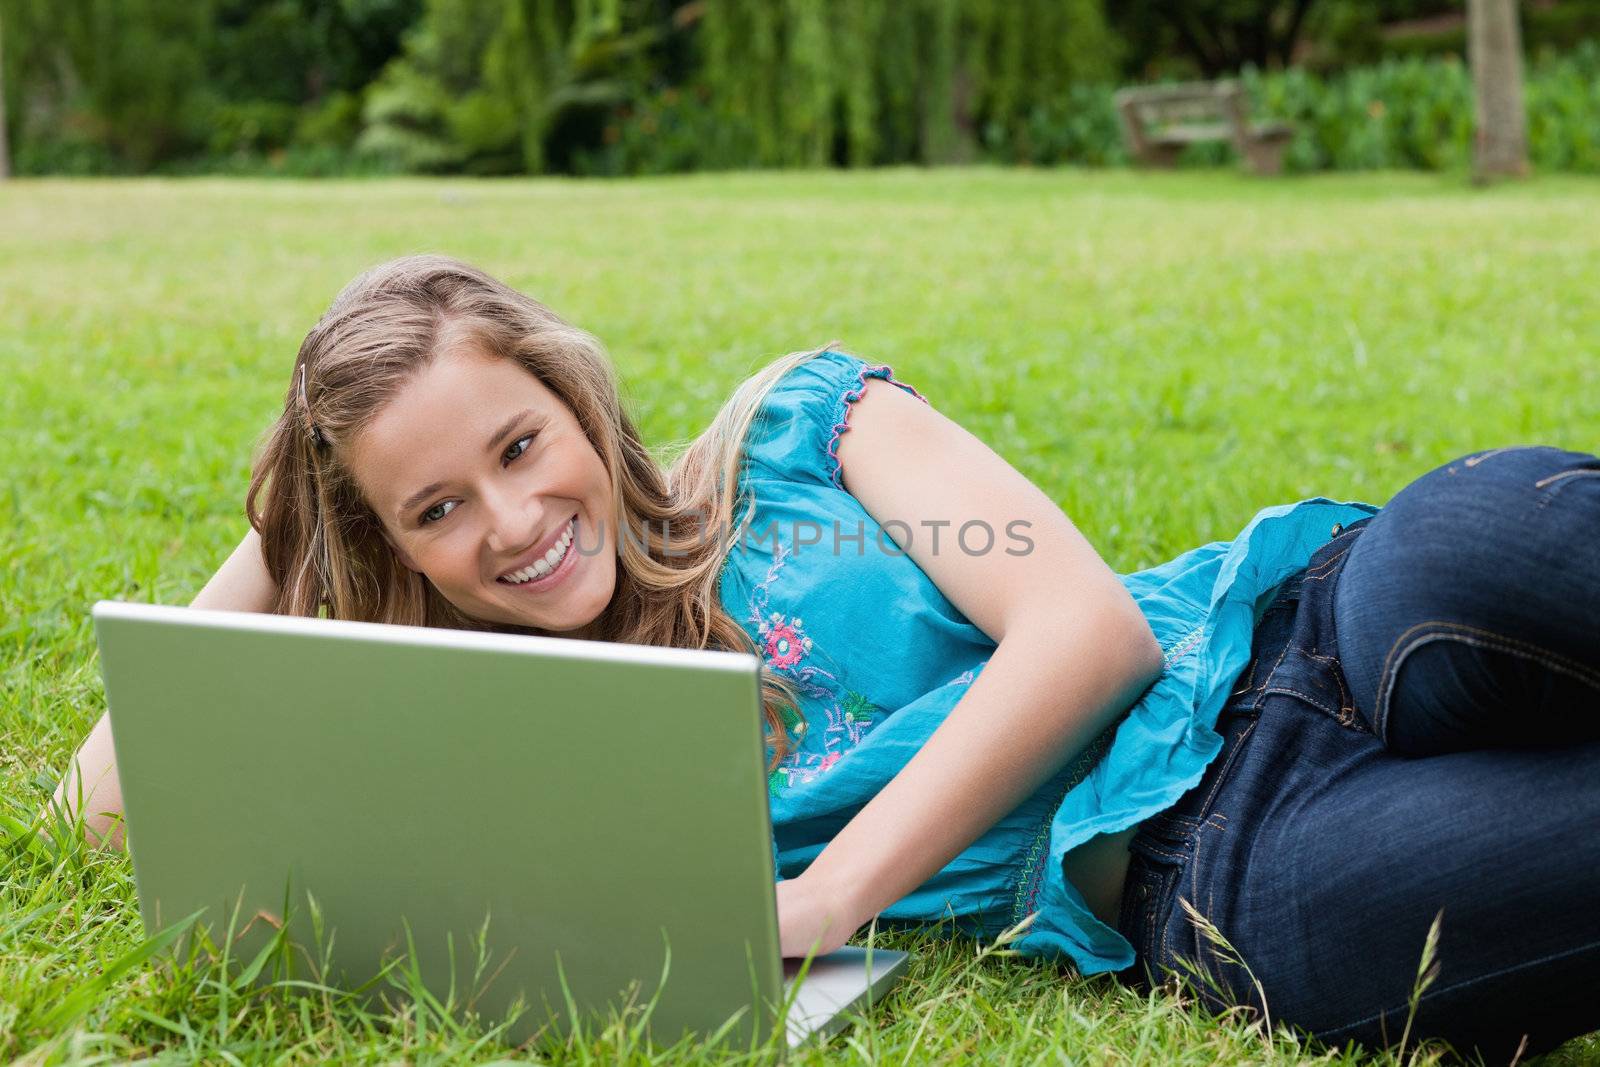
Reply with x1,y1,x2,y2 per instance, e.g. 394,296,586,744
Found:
298,364,327,449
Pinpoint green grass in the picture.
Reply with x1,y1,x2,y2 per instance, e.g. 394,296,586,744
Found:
3,168,1598,1064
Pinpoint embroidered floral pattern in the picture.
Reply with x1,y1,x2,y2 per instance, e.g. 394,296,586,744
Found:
747,544,824,683
945,666,979,687
744,540,887,794
762,617,810,669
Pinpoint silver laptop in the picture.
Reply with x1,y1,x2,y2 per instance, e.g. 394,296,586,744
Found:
92,600,909,1050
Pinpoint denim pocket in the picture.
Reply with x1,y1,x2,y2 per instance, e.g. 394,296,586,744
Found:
1258,651,1367,731
1257,533,1372,733
1119,818,1191,984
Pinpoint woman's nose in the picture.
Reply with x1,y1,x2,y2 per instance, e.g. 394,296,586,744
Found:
482,484,544,556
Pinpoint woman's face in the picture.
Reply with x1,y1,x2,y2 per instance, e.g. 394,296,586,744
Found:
344,343,618,637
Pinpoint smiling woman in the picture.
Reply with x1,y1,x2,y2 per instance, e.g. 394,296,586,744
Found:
51,254,1600,1063
239,255,819,749
339,347,616,638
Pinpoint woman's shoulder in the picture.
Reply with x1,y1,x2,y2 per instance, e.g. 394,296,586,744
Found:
740,348,927,492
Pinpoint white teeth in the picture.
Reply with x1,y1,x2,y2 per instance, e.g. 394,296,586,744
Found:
500,519,576,585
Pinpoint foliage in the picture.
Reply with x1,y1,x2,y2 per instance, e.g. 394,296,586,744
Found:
988,46,1600,174
569,85,760,177
1,0,1119,176
1245,56,1474,171
1309,0,1600,68
352,0,513,173
1,0,211,171
348,0,671,175
985,84,1129,168
1246,45,1600,173
1522,39,1600,174
590,0,1118,175
1106,0,1319,79
347,0,1122,176
3,0,1599,177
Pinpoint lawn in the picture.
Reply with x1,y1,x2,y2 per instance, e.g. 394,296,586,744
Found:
2,169,1598,1064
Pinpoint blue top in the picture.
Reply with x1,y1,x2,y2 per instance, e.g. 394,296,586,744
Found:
717,350,1381,975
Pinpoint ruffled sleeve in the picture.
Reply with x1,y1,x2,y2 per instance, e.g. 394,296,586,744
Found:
739,349,928,492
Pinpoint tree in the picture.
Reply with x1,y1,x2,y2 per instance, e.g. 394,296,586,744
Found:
0,10,9,180
1468,0,1528,180
1107,0,1321,79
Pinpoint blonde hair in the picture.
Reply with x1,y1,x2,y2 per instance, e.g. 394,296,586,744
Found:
247,254,832,767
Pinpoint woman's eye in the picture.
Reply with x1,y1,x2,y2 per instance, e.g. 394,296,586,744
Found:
421,500,457,525
416,432,533,527
503,433,536,464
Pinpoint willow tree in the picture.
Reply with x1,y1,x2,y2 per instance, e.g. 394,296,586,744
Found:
1469,0,1529,180
698,0,1113,168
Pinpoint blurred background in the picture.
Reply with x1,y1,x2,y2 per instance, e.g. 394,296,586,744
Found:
1,0,1596,181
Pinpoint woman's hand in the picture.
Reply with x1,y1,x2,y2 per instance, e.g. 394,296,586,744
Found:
775,872,867,959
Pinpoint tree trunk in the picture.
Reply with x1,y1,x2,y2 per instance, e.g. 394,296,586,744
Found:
1468,0,1529,180
0,12,10,180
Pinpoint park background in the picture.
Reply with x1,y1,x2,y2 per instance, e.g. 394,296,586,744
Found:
3,1,1600,1065
2,0,1600,177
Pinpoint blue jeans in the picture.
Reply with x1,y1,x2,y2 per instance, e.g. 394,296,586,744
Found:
1113,446,1600,1062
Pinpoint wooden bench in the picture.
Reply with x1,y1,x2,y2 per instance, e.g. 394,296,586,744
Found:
1113,81,1294,175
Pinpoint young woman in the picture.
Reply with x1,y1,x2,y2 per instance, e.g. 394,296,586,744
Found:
56,255,1600,1061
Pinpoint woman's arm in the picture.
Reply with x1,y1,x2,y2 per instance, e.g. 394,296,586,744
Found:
52,527,278,849
777,379,1164,955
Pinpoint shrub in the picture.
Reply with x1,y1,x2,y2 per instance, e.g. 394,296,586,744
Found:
200,100,301,157
1523,39,1600,173
1243,57,1473,172
570,86,762,177
1006,46,1600,174
984,84,1128,167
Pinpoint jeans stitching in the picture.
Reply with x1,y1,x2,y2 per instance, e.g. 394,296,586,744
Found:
1149,811,1199,835
1461,445,1527,468
1199,821,1222,990
1303,542,1355,579
1152,824,1214,978
1151,867,1175,972
1260,684,1356,726
1143,887,1156,970
1295,649,1360,725
1319,538,1365,727
1172,823,1207,974
1140,842,1185,861
1197,719,1257,832
1247,632,1297,711
1150,705,1256,986
1173,818,1229,1001
1316,932,1600,1043
1376,621,1600,741
1161,892,1173,969
1533,468,1600,490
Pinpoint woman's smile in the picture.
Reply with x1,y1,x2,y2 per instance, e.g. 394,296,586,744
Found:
497,514,580,590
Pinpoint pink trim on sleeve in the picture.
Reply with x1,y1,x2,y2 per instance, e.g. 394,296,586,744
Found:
825,363,928,491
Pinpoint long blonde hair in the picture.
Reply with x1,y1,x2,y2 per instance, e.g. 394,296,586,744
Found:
247,254,830,766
